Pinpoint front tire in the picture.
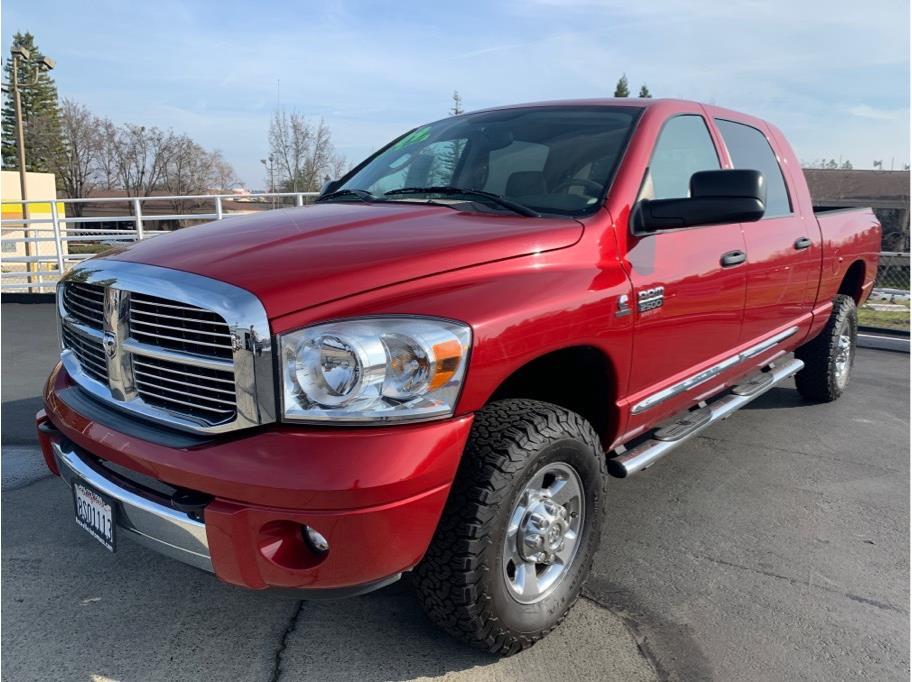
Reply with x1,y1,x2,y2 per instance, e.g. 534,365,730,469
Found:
414,399,607,656
795,294,858,402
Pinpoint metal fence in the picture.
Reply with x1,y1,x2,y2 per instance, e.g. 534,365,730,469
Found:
863,251,910,331
0,192,318,293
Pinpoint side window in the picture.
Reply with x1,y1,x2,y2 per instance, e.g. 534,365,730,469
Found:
715,119,791,217
641,115,720,201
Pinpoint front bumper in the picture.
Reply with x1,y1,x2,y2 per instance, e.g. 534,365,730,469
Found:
50,437,212,571
39,364,473,592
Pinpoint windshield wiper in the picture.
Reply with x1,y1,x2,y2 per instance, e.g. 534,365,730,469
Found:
384,186,541,217
315,188,381,204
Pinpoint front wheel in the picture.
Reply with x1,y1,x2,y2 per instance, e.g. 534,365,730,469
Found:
795,294,858,402
414,399,607,656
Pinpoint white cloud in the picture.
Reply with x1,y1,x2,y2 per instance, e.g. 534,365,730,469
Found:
847,104,903,121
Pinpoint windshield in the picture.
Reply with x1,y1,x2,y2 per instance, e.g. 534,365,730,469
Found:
337,105,642,217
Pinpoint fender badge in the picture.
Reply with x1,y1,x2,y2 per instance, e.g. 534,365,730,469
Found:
616,294,631,317
637,286,665,312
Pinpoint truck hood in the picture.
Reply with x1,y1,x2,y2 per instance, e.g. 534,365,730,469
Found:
109,202,583,319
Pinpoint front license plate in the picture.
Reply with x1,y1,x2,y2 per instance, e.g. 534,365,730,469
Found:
73,481,116,552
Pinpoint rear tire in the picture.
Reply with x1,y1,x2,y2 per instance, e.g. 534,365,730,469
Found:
795,294,857,402
414,399,607,656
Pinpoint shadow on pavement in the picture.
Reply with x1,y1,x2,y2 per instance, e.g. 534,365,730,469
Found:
2,396,44,445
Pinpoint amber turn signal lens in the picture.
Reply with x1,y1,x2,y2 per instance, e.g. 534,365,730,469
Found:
430,339,464,390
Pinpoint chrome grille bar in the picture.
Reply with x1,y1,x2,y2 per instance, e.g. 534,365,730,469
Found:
134,378,237,408
128,318,233,339
61,327,108,383
132,356,235,385
133,367,237,395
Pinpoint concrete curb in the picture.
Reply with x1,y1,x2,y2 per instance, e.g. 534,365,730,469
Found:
858,332,910,353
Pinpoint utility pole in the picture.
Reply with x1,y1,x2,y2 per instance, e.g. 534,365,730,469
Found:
2,45,56,291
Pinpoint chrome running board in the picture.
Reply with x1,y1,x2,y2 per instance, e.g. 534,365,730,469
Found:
608,358,804,478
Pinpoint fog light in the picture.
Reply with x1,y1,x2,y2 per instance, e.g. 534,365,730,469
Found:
303,526,329,554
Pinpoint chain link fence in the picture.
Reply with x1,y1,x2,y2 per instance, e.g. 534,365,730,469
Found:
860,252,910,332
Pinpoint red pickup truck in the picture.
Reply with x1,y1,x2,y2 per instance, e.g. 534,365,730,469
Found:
38,98,880,654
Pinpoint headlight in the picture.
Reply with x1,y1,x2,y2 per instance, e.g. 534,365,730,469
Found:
280,317,471,423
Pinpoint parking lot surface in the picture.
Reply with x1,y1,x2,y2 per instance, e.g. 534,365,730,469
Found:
2,303,909,681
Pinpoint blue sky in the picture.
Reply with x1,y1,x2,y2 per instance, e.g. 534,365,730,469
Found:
3,0,909,188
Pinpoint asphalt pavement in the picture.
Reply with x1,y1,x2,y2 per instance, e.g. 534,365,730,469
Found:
2,303,909,681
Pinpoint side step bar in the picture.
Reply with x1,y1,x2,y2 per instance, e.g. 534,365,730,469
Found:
608,358,804,478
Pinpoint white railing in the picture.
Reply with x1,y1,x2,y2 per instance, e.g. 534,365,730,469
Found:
1,196,909,297
0,192,318,293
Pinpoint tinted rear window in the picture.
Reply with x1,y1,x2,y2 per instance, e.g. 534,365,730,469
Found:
715,119,792,218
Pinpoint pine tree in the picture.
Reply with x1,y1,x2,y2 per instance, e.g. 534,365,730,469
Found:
450,90,464,116
2,32,62,172
614,75,630,98
638,84,652,98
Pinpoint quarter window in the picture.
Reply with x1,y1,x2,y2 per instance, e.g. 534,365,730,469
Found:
715,119,791,218
641,115,720,201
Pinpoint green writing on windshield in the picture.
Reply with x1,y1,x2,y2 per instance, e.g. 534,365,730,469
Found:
392,126,431,150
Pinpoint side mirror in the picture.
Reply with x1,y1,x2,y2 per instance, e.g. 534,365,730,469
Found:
320,178,342,197
633,169,766,233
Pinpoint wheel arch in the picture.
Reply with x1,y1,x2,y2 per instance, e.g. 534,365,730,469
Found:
487,345,620,444
838,260,866,304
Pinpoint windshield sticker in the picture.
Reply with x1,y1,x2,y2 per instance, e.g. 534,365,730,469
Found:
393,126,431,150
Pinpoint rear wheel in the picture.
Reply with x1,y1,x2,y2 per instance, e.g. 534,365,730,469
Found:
795,294,857,402
414,399,607,656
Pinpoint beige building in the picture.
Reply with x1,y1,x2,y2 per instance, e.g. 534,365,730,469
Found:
1,170,68,290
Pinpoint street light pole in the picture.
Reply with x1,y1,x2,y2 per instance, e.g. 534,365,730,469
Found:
11,55,29,228
260,155,276,209
2,46,56,291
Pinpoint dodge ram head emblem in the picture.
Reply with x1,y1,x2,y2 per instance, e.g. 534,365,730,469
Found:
103,332,117,359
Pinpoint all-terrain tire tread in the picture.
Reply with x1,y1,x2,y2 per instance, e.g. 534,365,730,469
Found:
413,399,606,656
795,294,857,402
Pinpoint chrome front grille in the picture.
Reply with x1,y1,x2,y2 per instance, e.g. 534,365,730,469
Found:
133,355,237,422
56,261,274,435
61,326,109,383
129,293,234,360
62,282,105,328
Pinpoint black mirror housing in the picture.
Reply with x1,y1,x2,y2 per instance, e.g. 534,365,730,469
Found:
320,179,342,197
633,169,766,233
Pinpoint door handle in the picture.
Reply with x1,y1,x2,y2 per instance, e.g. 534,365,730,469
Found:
794,237,812,250
720,250,747,267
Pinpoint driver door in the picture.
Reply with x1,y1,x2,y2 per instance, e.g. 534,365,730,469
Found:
624,114,748,431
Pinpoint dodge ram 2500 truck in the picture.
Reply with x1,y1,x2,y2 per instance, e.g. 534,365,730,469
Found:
38,99,880,655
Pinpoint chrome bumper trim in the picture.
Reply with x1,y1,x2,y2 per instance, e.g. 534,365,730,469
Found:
52,441,213,572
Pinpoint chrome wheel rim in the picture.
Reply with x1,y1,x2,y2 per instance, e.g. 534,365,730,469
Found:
502,462,585,604
834,327,853,389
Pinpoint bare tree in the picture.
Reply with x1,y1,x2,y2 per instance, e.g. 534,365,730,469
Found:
159,137,238,212
113,124,174,197
94,118,120,191
268,110,344,193
160,134,211,212
209,150,238,192
55,99,101,215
